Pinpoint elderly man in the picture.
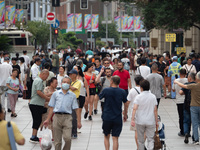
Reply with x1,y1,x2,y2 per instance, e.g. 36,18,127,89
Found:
29,69,50,143
174,72,200,145
44,77,79,150
168,56,182,98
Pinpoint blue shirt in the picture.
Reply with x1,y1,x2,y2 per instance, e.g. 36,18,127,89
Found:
85,50,94,56
48,89,78,114
99,87,127,122
6,77,19,94
95,65,102,73
192,60,200,72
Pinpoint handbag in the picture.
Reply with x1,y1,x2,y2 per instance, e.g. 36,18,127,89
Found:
23,86,29,99
7,121,17,150
154,129,162,150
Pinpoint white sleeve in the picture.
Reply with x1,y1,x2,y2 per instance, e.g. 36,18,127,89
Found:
31,67,38,80
127,89,133,101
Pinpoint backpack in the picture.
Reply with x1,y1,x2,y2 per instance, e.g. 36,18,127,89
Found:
67,59,76,73
136,55,141,66
124,61,130,70
96,77,106,93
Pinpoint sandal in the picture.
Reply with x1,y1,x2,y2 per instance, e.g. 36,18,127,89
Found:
11,113,17,117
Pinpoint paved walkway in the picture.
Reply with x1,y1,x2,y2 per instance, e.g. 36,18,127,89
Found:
5,97,200,150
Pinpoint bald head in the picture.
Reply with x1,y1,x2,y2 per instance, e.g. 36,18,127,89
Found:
40,69,49,81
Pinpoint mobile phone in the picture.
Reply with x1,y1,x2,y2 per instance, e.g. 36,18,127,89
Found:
175,74,178,79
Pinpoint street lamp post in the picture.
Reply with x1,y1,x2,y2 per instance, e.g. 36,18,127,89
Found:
104,1,110,46
120,2,125,49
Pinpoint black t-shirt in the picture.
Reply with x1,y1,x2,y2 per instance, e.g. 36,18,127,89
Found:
81,58,88,65
12,64,21,78
156,62,166,77
99,87,127,122
182,82,196,112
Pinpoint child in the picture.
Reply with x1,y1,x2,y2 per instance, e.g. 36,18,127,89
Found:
172,68,188,136
6,68,19,117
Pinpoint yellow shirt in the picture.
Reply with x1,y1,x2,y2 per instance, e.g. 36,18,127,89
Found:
0,120,24,150
70,80,81,98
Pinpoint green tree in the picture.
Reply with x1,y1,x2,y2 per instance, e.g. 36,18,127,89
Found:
25,21,50,50
139,0,200,31
0,35,13,52
57,32,83,50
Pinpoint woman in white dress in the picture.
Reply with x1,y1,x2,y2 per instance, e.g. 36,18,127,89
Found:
19,57,28,88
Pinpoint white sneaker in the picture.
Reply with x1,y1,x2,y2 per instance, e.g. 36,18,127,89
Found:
194,141,199,145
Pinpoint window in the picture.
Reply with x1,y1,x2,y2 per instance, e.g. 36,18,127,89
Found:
15,38,27,45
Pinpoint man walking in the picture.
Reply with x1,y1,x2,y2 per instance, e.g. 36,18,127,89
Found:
99,75,128,150
113,62,132,96
52,50,59,75
168,56,182,98
136,57,151,79
44,77,79,150
21,50,30,67
146,64,165,107
0,57,12,112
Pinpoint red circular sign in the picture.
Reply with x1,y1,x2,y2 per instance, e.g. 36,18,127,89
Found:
47,12,55,21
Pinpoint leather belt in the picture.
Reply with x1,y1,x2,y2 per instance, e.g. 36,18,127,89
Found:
55,112,70,115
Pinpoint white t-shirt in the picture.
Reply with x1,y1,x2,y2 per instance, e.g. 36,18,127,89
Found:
136,65,151,79
21,54,30,66
101,47,106,52
182,64,197,74
0,62,12,86
172,78,188,104
57,74,68,88
134,91,157,125
79,79,85,96
127,86,141,114
121,58,130,63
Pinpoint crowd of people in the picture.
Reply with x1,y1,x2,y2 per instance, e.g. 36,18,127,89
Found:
0,46,200,150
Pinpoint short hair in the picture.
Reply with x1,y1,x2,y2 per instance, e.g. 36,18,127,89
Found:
188,72,196,81
40,69,49,74
12,68,19,73
157,55,163,61
111,75,120,85
141,57,147,64
196,72,200,80
76,59,83,66
47,77,57,86
59,66,65,71
19,57,25,63
23,50,27,54
180,68,186,75
187,57,192,61
79,53,85,57
69,52,74,57
134,75,144,85
95,57,101,62
118,61,124,66
61,76,72,84
44,62,50,69
11,57,17,61
105,67,111,72
151,63,158,71
140,80,150,91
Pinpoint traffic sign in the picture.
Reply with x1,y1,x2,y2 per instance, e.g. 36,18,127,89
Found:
176,47,186,55
165,33,176,42
51,19,60,28
46,12,55,24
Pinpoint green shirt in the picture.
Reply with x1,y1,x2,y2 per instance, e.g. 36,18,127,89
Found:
52,54,59,67
30,77,45,106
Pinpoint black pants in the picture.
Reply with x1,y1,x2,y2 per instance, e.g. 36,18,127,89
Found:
177,104,184,134
72,109,77,135
157,98,161,108
29,104,44,130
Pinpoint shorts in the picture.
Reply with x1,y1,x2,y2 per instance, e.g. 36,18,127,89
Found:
78,96,85,108
124,89,128,97
89,88,96,96
164,76,171,86
102,120,122,137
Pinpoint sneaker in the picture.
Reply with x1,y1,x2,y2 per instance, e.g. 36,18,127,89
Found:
11,113,17,117
8,109,11,113
184,134,189,144
194,141,199,145
88,116,92,121
94,109,98,115
71,134,78,139
178,132,184,137
84,112,88,119
29,137,39,144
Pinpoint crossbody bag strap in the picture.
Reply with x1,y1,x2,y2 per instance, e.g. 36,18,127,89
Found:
7,122,17,150
134,87,140,94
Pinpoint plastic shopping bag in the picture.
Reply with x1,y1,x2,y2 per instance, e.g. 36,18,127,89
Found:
40,128,52,150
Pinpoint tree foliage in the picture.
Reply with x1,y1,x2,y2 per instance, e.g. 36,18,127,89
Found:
25,21,50,50
138,0,200,31
0,35,13,52
57,32,83,50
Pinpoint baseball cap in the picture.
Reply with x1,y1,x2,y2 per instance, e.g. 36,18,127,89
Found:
68,69,78,75
172,56,178,60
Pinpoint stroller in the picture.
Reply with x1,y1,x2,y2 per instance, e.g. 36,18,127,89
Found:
158,115,166,150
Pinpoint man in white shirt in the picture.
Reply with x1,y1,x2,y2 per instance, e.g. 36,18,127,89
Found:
136,57,151,79
67,46,71,53
31,57,41,81
1,52,9,64
101,46,106,52
146,64,165,107
127,75,143,150
21,50,30,67
172,68,188,137
131,80,158,150
0,57,13,111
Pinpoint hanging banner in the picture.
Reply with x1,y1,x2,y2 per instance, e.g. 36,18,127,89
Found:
0,1,5,28
122,16,128,32
67,13,82,31
134,16,145,32
6,6,16,26
15,9,24,21
114,16,121,32
84,14,99,32
127,16,134,32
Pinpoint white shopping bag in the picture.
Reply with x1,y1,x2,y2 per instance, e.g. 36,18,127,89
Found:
40,128,52,150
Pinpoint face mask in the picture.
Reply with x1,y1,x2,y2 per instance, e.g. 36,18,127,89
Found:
62,83,70,90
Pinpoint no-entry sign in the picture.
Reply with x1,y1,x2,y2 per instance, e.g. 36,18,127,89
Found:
46,12,55,24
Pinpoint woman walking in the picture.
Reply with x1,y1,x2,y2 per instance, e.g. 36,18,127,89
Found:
83,63,96,120
56,66,68,90
6,68,20,117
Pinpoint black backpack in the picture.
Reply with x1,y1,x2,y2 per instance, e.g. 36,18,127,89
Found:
137,55,141,66
67,59,76,72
